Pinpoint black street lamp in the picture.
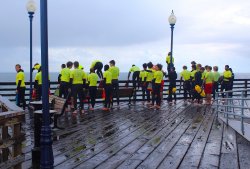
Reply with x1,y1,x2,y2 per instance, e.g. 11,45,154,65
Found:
40,0,53,168
26,0,36,101
168,10,177,68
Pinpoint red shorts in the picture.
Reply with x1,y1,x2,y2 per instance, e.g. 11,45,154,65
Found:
205,83,213,94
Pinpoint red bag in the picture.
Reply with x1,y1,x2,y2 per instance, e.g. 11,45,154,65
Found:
32,89,36,100
102,89,106,100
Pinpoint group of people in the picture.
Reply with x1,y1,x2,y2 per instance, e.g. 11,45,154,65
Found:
15,53,234,112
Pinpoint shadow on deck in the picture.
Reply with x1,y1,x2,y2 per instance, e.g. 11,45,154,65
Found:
18,100,250,169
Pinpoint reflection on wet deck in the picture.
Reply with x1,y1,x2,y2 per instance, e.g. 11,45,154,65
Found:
18,100,250,169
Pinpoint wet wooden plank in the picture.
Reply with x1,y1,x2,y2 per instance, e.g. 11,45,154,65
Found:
219,124,239,169
94,104,191,169
135,106,204,169
177,106,215,169
54,102,183,168
157,106,210,169
64,103,186,168
237,133,250,169
199,118,224,169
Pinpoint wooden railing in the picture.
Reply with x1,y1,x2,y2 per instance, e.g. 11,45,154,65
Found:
0,79,249,103
0,96,25,169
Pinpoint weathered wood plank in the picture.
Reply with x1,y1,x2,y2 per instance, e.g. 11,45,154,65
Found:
157,106,210,169
94,104,191,169
55,102,184,168
177,106,214,169
199,118,224,169
236,133,250,169
219,124,239,169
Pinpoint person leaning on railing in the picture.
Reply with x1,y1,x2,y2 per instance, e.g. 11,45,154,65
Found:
127,64,140,89
221,65,232,98
15,64,26,110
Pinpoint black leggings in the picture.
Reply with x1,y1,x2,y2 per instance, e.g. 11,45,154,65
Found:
17,87,26,110
112,80,119,105
89,86,97,108
183,81,191,100
132,71,140,89
72,84,84,110
59,82,69,99
93,62,103,79
152,84,161,106
168,84,176,102
104,84,113,108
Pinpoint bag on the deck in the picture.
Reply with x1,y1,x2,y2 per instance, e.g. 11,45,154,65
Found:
54,87,60,97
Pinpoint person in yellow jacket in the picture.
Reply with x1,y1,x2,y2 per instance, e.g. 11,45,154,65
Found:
58,61,73,99
88,68,99,110
34,66,50,100
15,64,26,110
145,62,155,104
180,65,191,101
139,63,148,104
151,64,164,109
109,60,120,107
221,65,232,97
90,60,103,79
166,52,174,73
70,61,87,115
102,65,113,111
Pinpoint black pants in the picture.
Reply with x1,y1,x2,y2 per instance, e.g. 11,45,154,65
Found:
72,84,84,110
132,71,140,89
146,82,152,102
221,81,230,97
152,84,161,106
17,87,26,110
168,84,176,102
89,86,97,108
37,85,42,100
94,62,103,79
59,81,69,99
112,79,119,105
212,81,219,99
141,82,146,101
183,81,191,100
104,84,113,108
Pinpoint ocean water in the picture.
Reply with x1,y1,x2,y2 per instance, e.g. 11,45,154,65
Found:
0,72,250,82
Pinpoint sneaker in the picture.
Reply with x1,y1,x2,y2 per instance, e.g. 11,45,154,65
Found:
89,107,94,111
149,105,155,109
72,110,77,115
102,107,109,111
80,110,85,114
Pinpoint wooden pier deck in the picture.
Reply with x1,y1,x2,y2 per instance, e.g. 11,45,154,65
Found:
18,100,250,169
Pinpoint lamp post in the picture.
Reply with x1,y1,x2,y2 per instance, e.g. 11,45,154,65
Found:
168,10,177,69
26,0,36,101
40,0,53,168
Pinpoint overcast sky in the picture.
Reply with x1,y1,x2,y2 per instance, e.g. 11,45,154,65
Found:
1,0,250,73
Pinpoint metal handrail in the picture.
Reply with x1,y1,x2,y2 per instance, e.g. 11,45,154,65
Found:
214,89,249,135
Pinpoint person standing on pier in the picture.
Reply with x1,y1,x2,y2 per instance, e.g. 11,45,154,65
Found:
109,60,120,108
204,66,214,104
90,60,103,79
168,66,177,104
145,62,155,105
70,61,87,115
15,64,26,110
102,65,113,111
139,63,148,104
212,66,220,100
88,68,99,110
180,65,191,101
151,64,164,109
58,61,72,99
221,65,232,98
166,52,174,73
194,67,204,104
